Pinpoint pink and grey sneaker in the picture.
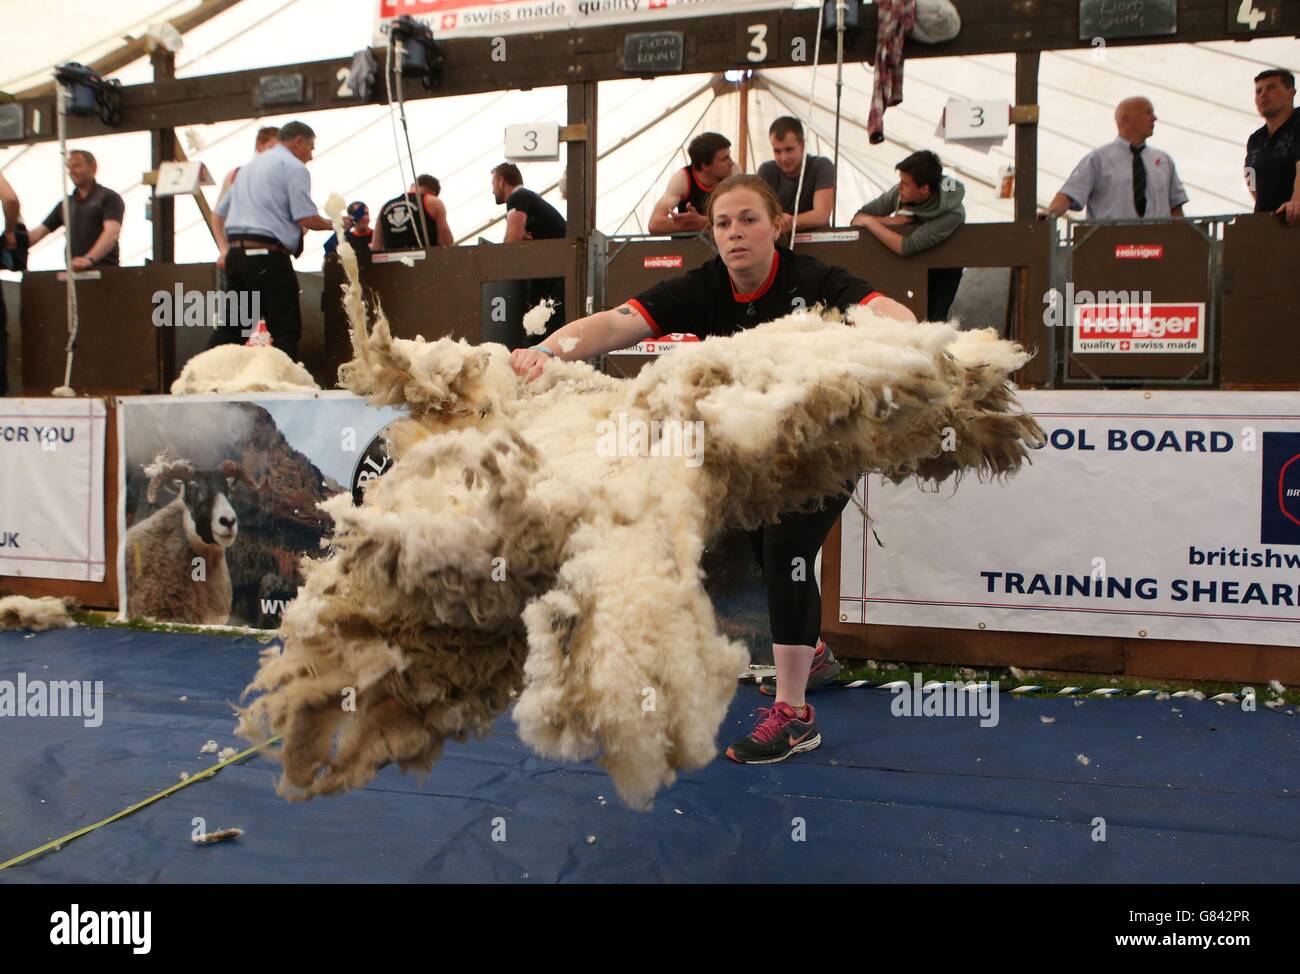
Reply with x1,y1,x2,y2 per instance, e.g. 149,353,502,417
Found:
725,701,821,764
759,640,842,697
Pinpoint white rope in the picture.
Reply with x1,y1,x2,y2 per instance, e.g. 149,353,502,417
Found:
382,41,427,250
392,43,429,250
788,0,826,249
56,84,79,394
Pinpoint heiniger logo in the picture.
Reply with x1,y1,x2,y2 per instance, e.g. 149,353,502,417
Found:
1114,244,1165,259
643,256,684,269
1073,303,1205,353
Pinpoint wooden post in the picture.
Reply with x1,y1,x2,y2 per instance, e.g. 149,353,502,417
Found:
566,81,597,315
1014,50,1039,224
149,48,176,264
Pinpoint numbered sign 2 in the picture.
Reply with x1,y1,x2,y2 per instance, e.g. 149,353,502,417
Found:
944,99,1010,142
156,160,211,196
505,123,560,161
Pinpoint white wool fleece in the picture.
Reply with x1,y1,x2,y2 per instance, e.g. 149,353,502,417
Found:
236,249,1042,809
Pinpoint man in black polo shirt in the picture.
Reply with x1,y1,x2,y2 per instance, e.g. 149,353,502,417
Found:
27,150,124,269
492,162,567,315
1245,68,1300,225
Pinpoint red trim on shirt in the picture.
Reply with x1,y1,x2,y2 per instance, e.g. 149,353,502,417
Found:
626,298,661,337
729,250,780,303
688,167,717,195
858,290,883,305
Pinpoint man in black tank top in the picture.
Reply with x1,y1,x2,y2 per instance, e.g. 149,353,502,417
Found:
648,132,741,235
373,174,452,251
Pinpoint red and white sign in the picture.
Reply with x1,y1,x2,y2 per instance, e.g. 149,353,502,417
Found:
1115,244,1165,259
1073,302,1205,354
643,255,684,269
374,0,795,40
609,333,701,355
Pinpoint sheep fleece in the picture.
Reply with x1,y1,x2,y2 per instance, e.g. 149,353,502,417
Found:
237,306,1042,808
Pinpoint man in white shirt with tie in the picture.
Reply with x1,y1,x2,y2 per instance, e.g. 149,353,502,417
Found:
1041,97,1188,220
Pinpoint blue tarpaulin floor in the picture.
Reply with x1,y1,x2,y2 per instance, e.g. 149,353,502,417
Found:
1,627,1297,883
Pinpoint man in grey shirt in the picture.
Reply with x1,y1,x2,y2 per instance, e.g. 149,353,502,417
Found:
758,116,835,232
210,120,341,360
1041,97,1188,220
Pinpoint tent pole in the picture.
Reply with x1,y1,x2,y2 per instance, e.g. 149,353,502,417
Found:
832,0,847,227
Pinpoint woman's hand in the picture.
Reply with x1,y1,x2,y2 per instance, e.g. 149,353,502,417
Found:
509,346,552,382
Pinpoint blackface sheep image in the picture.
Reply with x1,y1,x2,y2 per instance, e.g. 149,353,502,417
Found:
124,455,259,625
119,400,347,628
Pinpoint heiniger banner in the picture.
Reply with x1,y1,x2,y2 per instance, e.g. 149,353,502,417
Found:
839,391,1300,648
373,0,801,40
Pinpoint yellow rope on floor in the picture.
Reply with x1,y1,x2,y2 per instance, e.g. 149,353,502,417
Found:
0,736,280,871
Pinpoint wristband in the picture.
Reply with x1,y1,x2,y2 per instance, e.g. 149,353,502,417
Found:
532,345,555,358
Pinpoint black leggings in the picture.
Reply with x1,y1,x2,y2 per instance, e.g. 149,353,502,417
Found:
749,488,854,647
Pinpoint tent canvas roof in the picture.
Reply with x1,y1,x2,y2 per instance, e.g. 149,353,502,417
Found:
2,0,1296,277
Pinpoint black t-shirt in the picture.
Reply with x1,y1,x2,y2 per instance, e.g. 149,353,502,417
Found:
41,182,124,265
506,187,566,239
378,192,437,249
676,165,716,215
628,247,881,338
1246,109,1300,213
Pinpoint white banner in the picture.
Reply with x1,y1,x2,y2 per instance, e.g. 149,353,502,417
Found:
839,391,1300,648
374,0,801,41
0,398,107,582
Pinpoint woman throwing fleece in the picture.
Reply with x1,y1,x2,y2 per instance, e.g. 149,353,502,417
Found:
509,174,916,765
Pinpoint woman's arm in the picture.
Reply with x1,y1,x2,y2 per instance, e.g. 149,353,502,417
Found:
863,295,917,323
509,303,654,381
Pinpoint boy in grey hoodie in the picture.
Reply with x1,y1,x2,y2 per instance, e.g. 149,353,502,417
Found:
852,150,967,321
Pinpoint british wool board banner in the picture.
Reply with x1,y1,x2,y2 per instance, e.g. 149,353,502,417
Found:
0,397,107,583
839,392,1300,647
116,393,403,629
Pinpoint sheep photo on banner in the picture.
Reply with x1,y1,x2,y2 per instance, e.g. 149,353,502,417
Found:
116,394,402,628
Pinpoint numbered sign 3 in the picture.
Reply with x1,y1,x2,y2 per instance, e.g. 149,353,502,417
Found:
944,99,1010,142
505,123,560,161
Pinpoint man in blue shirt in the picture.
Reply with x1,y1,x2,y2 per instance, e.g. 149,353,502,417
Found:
210,120,342,361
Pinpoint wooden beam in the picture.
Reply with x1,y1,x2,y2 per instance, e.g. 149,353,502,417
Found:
6,1,1296,145
149,49,176,265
